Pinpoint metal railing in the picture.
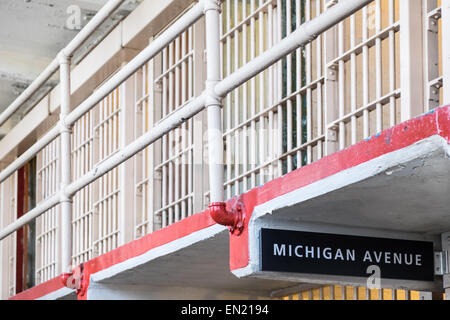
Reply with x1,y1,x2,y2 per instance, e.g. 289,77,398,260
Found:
1,0,448,297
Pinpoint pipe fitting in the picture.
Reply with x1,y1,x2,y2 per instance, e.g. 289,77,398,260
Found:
57,51,72,65
59,188,73,203
209,202,244,235
61,264,86,297
205,80,222,108
59,119,73,133
203,0,222,14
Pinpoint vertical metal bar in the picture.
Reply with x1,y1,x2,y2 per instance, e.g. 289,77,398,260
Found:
316,0,323,160
295,0,302,168
277,0,283,176
286,0,293,172
388,0,396,127
400,0,424,120
338,20,345,150
58,53,73,274
268,2,275,179
375,0,382,133
248,0,256,186
350,13,357,144
162,47,168,228
119,75,135,245
225,0,232,199
305,0,312,164
205,0,225,203
181,30,188,220
191,22,203,215
324,2,339,156
168,42,174,225
258,0,265,184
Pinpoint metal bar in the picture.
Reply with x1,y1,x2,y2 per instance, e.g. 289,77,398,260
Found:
205,0,224,203
59,53,73,274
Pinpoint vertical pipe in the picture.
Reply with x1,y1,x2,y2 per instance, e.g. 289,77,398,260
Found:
205,0,225,204
58,53,73,275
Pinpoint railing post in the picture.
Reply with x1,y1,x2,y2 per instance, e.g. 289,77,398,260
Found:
204,0,224,204
442,0,450,105
58,52,73,275
399,0,424,120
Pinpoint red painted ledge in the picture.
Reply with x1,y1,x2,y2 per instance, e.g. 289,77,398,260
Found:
9,277,65,300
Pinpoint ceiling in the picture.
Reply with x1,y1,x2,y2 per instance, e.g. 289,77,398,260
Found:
0,0,143,138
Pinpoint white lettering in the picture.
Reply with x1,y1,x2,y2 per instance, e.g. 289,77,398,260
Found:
346,249,355,261
323,248,332,259
415,254,422,266
393,253,402,264
404,254,413,265
274,244,285,256
335,249,344,260
385,252,391,264
373,251,382,263
363,251,373,263
305,246,314,258
295,245,303,257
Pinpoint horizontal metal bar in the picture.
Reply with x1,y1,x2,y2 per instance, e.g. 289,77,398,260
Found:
327,89,401,128
327,22,400,66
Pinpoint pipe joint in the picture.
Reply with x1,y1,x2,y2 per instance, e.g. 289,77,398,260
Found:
59,119,73,133
209,202,244,236
59,188,73,203
205,80,222,108
57,51,72,65
203,0,222,13
61,264,86,297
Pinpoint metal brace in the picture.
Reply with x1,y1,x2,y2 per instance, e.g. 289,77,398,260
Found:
434,251,449,276
427,9,441,34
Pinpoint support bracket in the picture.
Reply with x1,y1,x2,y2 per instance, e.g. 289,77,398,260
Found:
434,251,449,276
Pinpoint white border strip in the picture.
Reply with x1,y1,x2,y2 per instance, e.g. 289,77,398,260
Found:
89,224,227,284
37,287,75,300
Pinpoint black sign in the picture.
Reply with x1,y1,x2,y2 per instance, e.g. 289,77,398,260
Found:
260,229,435,282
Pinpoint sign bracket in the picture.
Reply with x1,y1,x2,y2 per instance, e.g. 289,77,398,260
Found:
434,251,449,276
